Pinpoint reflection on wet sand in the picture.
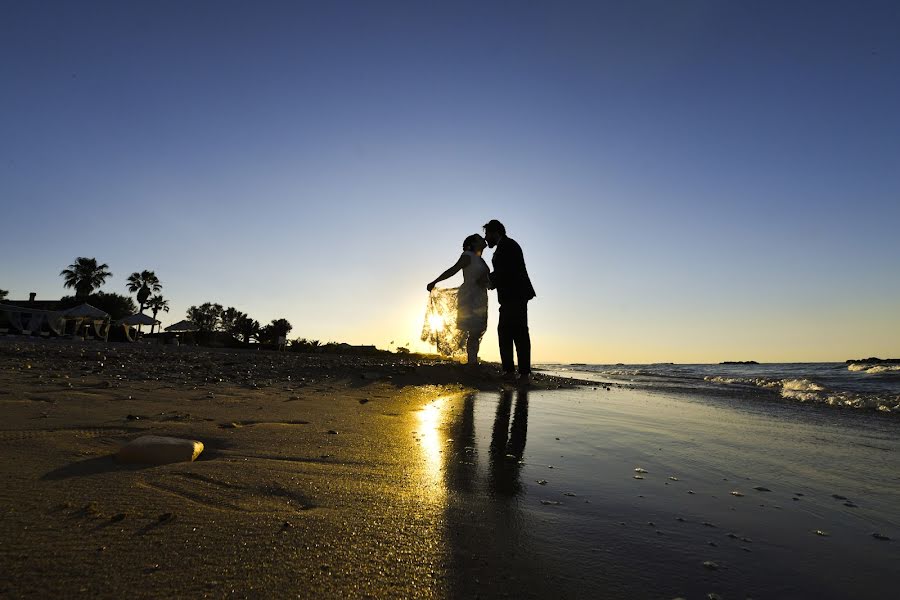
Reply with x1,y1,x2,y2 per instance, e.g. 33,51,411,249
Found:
489,389,529,496
437,389,550,599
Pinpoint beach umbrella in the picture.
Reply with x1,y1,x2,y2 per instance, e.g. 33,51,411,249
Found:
63,303,110,319
165,319,198,332
118,313,160,326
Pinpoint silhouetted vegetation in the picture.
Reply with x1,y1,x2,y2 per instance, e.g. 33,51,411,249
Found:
146,295,169,333
186,302,224,332
0,289,7,301
60,257,112,298
259,318,293,345
126,270,162,313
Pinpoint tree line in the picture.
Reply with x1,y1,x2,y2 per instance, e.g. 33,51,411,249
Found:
184,302,292,346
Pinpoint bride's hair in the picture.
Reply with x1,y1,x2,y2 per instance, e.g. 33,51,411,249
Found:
462,234,484,251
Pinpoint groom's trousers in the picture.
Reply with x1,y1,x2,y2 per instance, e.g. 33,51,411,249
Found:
498,301,531,375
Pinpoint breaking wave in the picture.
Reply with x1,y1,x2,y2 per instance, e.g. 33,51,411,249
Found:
848,363,900,375
704,376,900,413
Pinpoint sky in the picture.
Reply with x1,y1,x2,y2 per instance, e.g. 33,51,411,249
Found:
2,0,899,363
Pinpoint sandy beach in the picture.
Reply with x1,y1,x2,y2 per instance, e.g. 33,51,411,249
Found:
2,339,898,599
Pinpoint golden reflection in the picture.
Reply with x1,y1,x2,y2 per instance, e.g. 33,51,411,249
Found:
417,396,448,501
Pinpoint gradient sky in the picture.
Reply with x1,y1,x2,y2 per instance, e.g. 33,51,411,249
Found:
2,1,899,363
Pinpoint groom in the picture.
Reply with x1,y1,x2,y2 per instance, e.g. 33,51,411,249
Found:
484,220,536,383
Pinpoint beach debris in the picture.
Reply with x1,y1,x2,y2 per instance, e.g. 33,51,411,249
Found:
540,500,561,506
707,594,723,600
633,475,644,480
563,492,577,497
110,513,126,523
675,517,685,522
844,501,858,508
158,513,174,523
831,494,847,500
126,414,140,420
221,422,242,429
792,497,800,501
727,532,739,539
815,529,830,536
702,560,719,570
327,430,338,435
668,476,679,481
536,480,548,485
794,492,804,496
730,490,744,497
648,521,655,527
753,486,772,492
634,467,648,473
741,546,752,552
702,522,717,528
707,541,717,547
872,532,891,541
358,398,369,404
688,490,695,494
117,436,204,465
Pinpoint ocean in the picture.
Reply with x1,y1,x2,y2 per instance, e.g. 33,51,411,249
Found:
537,361,900,414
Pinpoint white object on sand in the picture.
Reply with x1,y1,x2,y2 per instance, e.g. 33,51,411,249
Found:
117,435,204,465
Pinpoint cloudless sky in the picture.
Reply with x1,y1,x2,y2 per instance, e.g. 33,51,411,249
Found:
2,0,899,363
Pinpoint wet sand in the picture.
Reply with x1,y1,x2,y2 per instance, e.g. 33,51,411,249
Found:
1,339,898,598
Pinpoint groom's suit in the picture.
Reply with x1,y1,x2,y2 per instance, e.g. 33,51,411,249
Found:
490,236,536,375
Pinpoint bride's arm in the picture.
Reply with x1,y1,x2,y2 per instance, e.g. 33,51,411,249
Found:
427,253,471,291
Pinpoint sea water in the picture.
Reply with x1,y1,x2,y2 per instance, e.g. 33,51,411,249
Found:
538,361,900,413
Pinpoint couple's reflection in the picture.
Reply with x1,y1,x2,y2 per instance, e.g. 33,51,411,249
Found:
489,389,529,496
443,388,530,496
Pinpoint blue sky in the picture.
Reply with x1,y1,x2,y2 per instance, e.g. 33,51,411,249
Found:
2,1,898,362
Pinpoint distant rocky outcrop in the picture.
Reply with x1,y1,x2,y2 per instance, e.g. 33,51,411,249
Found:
720,361,759,365
845,357,900,364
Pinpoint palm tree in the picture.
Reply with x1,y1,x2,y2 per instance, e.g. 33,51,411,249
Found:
60,258,112,298
146,295,170,334
126,270,162,313
235,314,260,344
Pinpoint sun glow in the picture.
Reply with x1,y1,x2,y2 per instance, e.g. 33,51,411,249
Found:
427,314,445,333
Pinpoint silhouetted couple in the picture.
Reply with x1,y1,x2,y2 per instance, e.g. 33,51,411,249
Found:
427,219,536,384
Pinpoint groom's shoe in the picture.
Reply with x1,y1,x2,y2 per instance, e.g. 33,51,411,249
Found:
517,372,533,386
502,371,517,383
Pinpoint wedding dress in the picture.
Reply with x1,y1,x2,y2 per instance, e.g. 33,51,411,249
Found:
421,251,489,358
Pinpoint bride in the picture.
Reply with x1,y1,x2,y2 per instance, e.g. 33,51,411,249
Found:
426,234,491,365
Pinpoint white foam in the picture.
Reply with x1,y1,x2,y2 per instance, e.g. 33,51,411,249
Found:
865,365,900,374
781,379,825,392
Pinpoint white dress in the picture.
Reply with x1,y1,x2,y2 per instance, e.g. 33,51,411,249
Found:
457,251,489,333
